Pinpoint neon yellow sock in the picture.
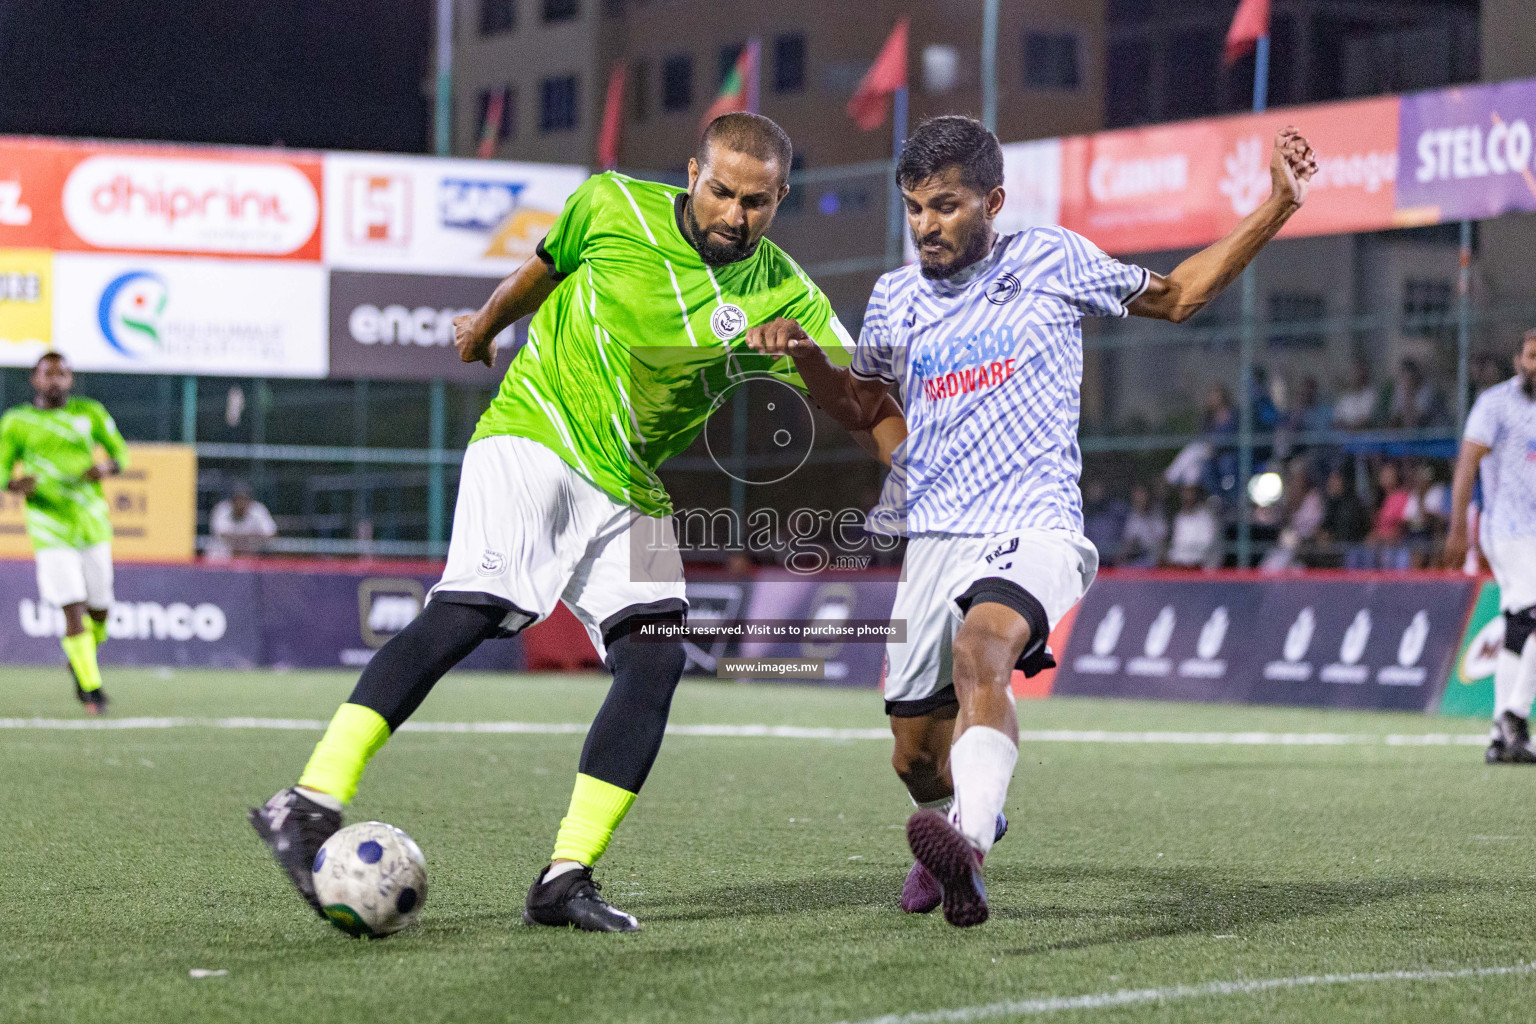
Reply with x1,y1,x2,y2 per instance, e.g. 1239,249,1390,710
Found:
62,631,102,693
90,617,107,645
297,703,391,804
551,774,638,866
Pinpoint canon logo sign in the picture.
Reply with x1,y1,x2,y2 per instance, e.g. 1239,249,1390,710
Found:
1088,154,1189,203
62,155,320,256
348,304,474,347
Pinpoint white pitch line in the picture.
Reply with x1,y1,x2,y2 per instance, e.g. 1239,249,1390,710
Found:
837,962,1536,1024
0,717,1490,745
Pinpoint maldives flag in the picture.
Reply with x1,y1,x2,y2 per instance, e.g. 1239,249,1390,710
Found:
1223,0,1270,65
597,63,626,170
701,38,760,129
476,86,507,159
848,18,908,131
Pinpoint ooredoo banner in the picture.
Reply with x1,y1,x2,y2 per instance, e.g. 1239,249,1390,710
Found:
1054,575,1476,712
321,153,586,277
1397,79,1536,224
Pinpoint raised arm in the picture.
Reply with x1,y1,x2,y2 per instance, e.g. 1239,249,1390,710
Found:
745,317,906,466
452,255,560,369
1129,128,1317,323
1444,438,1490,568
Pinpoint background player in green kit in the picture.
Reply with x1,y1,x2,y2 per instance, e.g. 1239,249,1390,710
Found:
0,353,128,713
250,113,903,932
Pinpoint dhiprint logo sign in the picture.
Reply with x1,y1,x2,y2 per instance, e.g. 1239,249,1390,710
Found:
61,154,321,257
97,270,167,358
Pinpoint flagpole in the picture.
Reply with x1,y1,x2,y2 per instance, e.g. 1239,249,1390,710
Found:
434,0,453,157
748,37,761,114
885,84,908,269
981,0,999,132
1236,34,1268,569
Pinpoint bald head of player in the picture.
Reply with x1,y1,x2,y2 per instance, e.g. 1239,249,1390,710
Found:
31,353,72,409
897,116,1006,280
685,112,792,267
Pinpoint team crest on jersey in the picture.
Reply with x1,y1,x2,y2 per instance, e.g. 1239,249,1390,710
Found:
985,273,1021,305
477,550,507,577
711,303,748,341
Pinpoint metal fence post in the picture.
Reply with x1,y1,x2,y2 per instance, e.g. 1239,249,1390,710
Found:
428,379,446,548
181,376,197,444
1457,219,1473,431
1237,268,1256,568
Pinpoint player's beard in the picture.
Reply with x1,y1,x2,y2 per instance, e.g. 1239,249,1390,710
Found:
684,197,758,266
915,221,992,280
1522,371,1536,398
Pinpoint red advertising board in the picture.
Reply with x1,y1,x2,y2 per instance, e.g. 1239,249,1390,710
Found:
0,138,322,261
1058,96,1402,254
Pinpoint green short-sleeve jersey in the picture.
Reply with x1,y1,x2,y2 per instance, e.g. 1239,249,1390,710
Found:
471,172,855,515
0,397,129,550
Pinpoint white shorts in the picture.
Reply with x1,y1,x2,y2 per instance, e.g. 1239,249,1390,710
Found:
1485,536,1536,612
35,542,114,609
430,435,687,661
882,528,1098,715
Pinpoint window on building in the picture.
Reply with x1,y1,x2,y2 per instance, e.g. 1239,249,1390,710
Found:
1267,293,1327,349
662,54,693,112
475,85,516,143
1105,39,1151,126
630,60,650,121
1023,31,1080,89
774,34,805,94
1165,28,1222,118
1403,279,1454,339
542,0,578,23
479,0,514,35
540,75,579,132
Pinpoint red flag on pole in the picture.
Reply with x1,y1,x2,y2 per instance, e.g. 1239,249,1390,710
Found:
848,18,908,131
476,86,506,159
700,38,760,129
1223,0,1270,65
597,63,626,170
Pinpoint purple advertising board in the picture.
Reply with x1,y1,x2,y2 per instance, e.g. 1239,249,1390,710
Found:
1054,575,1477,712
1397,79,1536,223
0,559,523,671
736,570,897,688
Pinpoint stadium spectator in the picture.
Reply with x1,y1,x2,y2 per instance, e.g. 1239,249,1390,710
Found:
1164,484,1221,569
1081,478,1128,564
207,481,277,561
1287,375,1332,433
1471,351,1505,399
1332,356,1383,430
1119,483,1167,568
1387,359,1449,429
1318,465,1373,568
1261,460,1324,571
1366,460,1413,569
1403,460,1450,567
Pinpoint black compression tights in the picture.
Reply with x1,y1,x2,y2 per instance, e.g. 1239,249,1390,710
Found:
347,600,505,731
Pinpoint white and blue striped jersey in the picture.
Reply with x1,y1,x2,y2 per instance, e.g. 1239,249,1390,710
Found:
1465,376,1536,544
854,228,1150,536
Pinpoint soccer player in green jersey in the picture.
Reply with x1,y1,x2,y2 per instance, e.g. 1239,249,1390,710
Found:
1,353,128,713
251,113,903,932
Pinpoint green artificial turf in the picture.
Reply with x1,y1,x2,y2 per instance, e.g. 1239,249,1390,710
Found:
3,666,1535,1024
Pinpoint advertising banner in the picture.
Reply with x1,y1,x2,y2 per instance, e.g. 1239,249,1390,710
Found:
327,270,521,381
322,153,586,277
1397,80,1536,224
738,572,897,687
0,443,196,561
1055,575,1476,712
1439,580,1500,718
0,138,324,260
0,247,51,366
1054,96,1401,255
0,559,524,670
51,252,328,377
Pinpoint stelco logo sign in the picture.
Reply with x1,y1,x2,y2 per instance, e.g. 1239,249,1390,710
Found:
61,155,320,256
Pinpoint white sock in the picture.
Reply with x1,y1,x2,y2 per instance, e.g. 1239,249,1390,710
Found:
296,785,342,812
543,860,585,882
1495,649,1521,719
1509,637,1536,720
912,795,954,815
949,726,1017,855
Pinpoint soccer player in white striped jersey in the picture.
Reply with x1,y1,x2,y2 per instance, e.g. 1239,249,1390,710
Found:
751,115,1316,926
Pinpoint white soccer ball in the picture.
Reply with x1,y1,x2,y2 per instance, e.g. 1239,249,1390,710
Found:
311,821,428,938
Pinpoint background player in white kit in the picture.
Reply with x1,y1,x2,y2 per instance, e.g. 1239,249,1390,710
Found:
1447,330,1536,763
753,115,1316,926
